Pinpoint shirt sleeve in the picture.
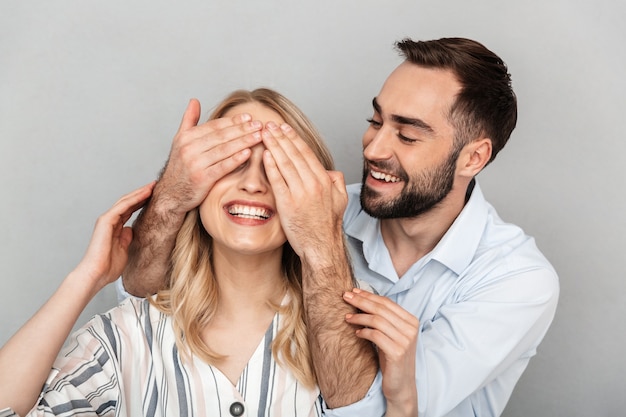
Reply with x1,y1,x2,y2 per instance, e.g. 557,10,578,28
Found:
115,276,134,303
322,371,386,417
22,316,122,416
326,266,559,417
417,266,559,416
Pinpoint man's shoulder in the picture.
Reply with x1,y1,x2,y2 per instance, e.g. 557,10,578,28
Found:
343,183,364,224
470,211,559,294
459,185,558,284
346,182,362,199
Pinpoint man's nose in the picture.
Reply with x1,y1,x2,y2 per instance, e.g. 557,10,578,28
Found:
363,127,394,161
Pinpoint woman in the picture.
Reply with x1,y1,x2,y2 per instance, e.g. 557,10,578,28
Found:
0,88,417,416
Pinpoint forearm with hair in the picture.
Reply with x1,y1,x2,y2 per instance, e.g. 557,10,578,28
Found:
302,245,378,408
122,195,184,297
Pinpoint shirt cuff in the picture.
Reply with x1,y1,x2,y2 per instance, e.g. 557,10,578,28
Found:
322,371,385,417
114,276,140,303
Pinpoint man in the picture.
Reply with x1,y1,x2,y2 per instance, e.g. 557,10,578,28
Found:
122,38,559,416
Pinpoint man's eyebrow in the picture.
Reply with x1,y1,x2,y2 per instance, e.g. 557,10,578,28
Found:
393,114,435,134
372,97,381,114
372,97,435,134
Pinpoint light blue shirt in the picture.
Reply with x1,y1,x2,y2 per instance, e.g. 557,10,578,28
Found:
325,182,559,417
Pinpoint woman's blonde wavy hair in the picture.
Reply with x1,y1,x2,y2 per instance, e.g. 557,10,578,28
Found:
151,88,334,389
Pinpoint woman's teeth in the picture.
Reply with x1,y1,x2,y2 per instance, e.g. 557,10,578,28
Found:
228,205,270,219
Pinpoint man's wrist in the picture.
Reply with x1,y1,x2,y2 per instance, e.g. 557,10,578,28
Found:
302,255,355,296
301,233,349,270
150,186,189,220
138,186,190,234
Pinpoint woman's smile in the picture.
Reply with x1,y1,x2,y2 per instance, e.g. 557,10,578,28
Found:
225,200,275,225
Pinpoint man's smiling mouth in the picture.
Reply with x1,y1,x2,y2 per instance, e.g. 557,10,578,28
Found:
371,169,401,183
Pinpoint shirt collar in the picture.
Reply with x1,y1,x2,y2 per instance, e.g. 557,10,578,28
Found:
429,182,489,275
344,196,386,269
344,181,489,277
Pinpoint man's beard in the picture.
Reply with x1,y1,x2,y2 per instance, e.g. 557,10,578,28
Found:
360,148,459,219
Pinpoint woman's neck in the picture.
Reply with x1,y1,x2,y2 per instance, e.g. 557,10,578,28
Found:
211,245,286,318
200,245,287,384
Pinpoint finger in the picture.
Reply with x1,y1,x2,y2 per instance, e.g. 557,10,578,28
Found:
179,99,201,131
231,112,252,124
345,311,412,343
199,125,262,158
188,108,263,144
346,312,418,360
118,226,134,251
113,181,156,214
102,182,156,232
90,182,154,250
261,125,305,189
262,148,290,198
346,312,406,347
263,122,327,183
328,170,346,190
353,326,395,349
177,118,261,173
348,288,419,325
354,327,413,362
176,110,261,158
343,290,419,332
328,170,348,205
201,111,253,128
195,113,262,137
278,123,329,177
202,147,252,181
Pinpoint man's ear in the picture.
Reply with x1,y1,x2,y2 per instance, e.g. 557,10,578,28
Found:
458,138,492,177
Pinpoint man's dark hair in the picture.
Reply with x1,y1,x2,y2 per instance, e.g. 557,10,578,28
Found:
395,37,517,163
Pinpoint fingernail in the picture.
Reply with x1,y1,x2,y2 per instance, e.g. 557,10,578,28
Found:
280,123,292,132
266,121,278,130
343,291,353,300
251,120,262,129
352,287,362,294
345,313,353,320
241,113,252,122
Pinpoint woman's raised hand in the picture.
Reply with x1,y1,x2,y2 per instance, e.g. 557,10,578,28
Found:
73,182,155,293
343,288,420,417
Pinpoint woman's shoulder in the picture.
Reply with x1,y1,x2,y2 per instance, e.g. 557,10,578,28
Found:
51,296,174,382
69,296,171,354
100,296,169,333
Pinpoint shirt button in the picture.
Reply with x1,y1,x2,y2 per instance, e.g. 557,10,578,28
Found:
229,401,245,416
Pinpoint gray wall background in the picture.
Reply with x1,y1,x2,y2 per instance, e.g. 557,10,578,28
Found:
1,1,624,416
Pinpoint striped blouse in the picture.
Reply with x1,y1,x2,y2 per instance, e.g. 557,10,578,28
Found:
2,297,322,417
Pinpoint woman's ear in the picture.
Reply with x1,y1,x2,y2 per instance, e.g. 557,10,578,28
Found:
458,138,492,177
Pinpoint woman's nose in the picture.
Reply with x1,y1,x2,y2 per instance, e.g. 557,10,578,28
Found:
239,148,269,194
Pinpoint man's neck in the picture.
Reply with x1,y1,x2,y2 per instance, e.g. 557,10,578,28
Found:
380,181,471,278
